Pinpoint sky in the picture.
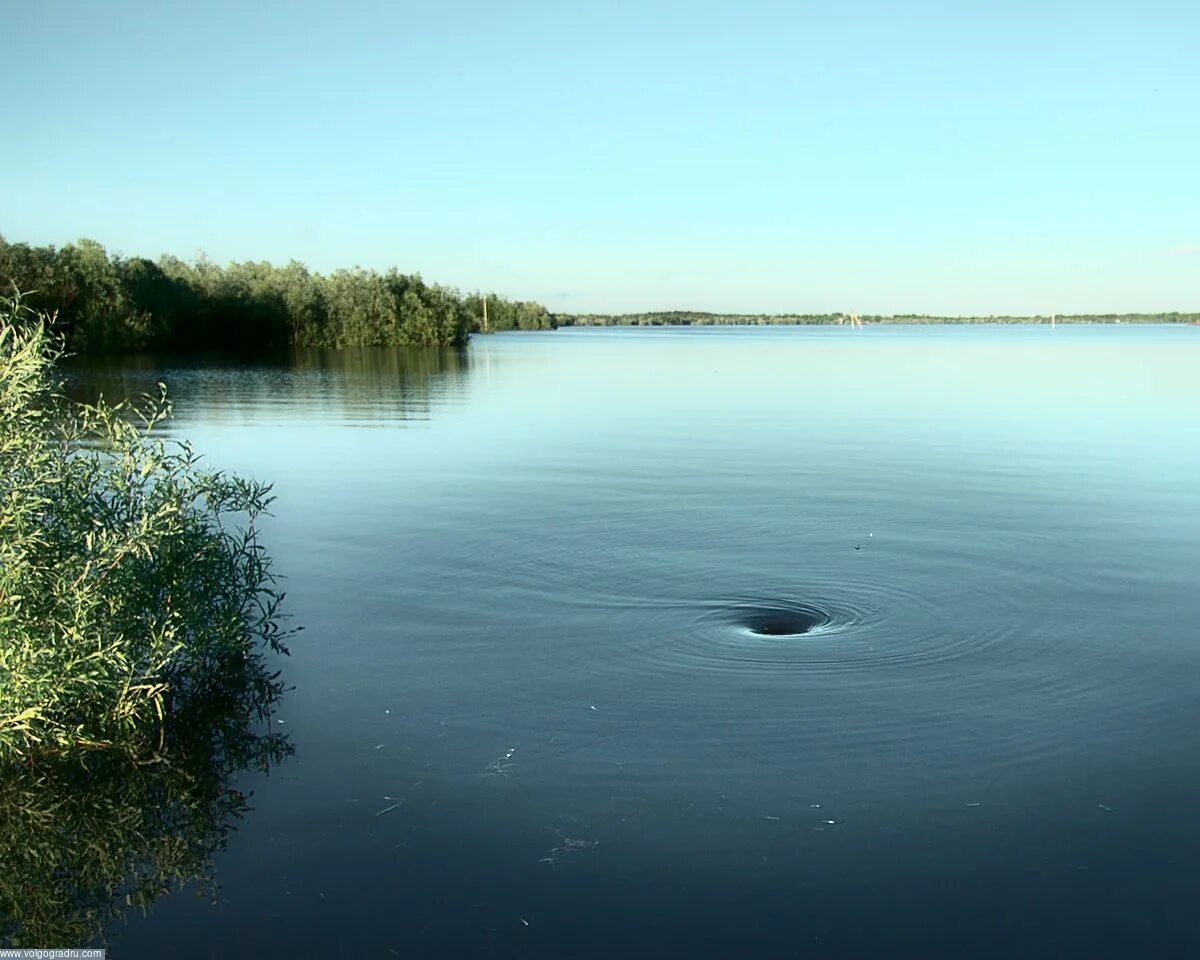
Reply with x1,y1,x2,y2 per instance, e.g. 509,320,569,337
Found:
2,0,1197,315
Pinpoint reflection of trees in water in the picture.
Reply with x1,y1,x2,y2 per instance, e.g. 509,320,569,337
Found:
289,345,470,422
0,698,292,947
1,308,297,947
63,346,471,426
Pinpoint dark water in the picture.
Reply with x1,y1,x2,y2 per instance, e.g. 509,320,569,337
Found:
61,327,1200,957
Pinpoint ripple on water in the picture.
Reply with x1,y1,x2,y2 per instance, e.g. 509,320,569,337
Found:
629,572,1024,681
476,551,1120,768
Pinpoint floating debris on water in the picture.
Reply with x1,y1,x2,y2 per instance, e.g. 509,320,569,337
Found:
1098,803,1115,813
765,816,781,821
540,830,599,866
483,746,518,778
375,801,404,817
965,802,982,808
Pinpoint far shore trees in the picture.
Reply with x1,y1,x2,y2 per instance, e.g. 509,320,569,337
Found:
0,236,556,354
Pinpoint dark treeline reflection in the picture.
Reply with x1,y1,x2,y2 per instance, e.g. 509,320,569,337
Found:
0,235,555,354
0,702,292,948
65,345,471,426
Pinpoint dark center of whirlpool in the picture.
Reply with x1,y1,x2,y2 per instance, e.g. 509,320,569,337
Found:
735,601,832,638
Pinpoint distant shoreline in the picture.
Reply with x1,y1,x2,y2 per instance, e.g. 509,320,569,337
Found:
557,312,1199,327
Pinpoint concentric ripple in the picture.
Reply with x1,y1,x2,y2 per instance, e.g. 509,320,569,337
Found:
621,572,1015,680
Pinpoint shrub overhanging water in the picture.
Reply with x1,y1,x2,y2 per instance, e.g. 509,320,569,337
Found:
0,295,294,762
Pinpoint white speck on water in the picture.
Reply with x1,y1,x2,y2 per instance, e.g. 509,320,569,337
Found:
965,802,982,808
1098,803,1115,812
483,747,518,778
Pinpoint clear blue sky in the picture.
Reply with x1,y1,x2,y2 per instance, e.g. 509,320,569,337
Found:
3,0,1197,314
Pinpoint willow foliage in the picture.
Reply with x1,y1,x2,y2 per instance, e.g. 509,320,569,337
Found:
0,296,294,762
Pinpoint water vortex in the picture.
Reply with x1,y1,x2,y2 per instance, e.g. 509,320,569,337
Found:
741,604,830,637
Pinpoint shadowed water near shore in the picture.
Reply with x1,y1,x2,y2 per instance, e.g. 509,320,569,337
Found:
0,702,292,947
56,325,1200,958
64,344,471,427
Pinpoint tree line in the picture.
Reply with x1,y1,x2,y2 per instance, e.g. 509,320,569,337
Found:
0,236,556,353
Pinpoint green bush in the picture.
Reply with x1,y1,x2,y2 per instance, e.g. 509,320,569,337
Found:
0,295,293,762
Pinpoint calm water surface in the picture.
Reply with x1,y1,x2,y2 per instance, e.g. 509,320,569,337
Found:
66,326,1200,957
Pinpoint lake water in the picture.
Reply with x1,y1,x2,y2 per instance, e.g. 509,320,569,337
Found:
59,326,1200,957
